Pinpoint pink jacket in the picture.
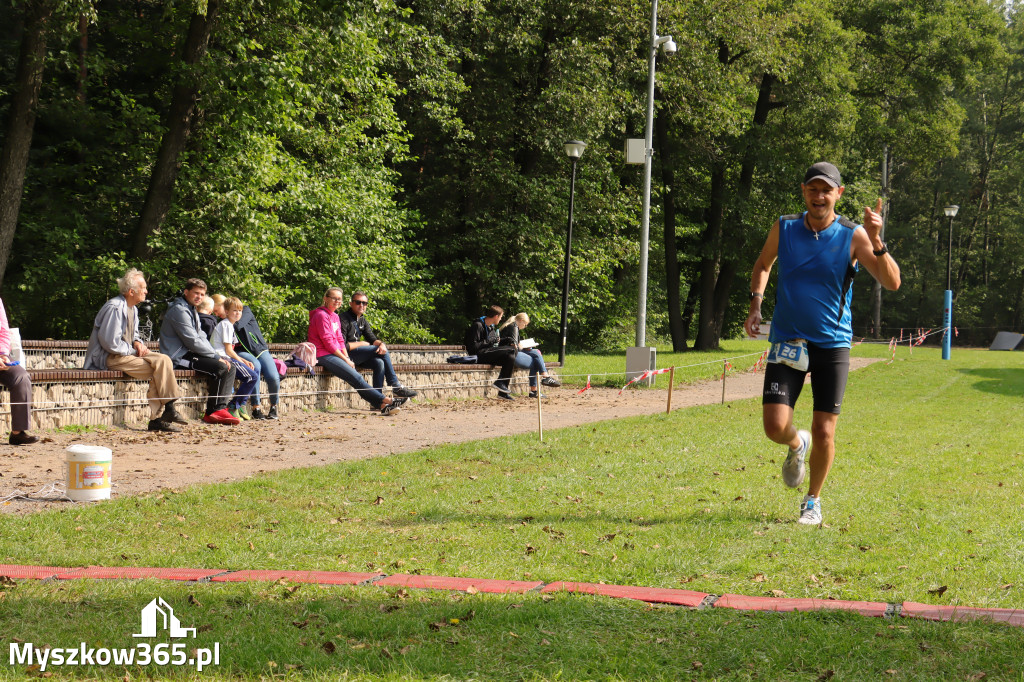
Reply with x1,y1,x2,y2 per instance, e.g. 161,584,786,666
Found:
0,299,11,357
307,306,349,358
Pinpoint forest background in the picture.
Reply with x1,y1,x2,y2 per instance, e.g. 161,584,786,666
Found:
0,0,1021,352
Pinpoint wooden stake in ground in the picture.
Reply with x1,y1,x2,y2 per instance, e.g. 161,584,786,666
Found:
666,366,675,414
722,360,727,404
537,386,543,442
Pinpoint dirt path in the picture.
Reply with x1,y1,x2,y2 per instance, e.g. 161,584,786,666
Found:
1,359,878,514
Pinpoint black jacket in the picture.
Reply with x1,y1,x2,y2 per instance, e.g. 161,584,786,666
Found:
233,306,269,355
339,309,379,347
198,313,219,340
465,318,500,355
498,324,521,350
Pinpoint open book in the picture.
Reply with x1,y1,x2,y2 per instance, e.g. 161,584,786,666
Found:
519,338,539,350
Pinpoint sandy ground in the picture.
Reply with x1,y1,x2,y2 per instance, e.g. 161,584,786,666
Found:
0,359,877,514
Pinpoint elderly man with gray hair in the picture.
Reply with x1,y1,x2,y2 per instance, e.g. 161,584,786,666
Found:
85,268,186,432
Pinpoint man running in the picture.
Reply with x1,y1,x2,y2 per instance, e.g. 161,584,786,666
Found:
744,161,901,525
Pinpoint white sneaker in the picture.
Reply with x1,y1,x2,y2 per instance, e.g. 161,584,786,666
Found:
782,429,810,488
798,495,822,525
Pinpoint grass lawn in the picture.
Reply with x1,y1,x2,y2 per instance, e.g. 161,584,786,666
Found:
3,345,1024,679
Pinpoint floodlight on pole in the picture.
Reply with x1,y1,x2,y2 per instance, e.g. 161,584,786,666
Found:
559,141,585,366
942,204,959,360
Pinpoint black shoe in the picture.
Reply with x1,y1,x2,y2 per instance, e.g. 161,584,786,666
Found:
8,431,39,446
391,397,408,409
161,402,188,425
380,402,401,416
528,390,545,399
497,392,514,401
148,419,181,433
250,407,266,420
392,386,418,398
492,380,511,392
267,405,279,420
541,376,561,388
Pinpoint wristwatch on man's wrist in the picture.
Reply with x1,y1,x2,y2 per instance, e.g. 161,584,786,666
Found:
750,292,764,301
873,242,888,256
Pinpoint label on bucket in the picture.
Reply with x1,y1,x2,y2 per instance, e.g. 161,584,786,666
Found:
68,461,111,489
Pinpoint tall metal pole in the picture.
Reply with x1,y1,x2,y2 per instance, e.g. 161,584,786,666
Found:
943,212,954,360
559,157,578,366
636,0,659,348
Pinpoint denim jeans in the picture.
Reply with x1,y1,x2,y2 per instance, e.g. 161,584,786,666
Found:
348,345,401,390
317,354,385,409
514,349,547,388
238,350,280,406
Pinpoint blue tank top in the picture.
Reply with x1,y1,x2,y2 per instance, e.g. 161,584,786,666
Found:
769,213,859,348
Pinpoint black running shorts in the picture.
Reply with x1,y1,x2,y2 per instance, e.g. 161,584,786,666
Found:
762,344,851,414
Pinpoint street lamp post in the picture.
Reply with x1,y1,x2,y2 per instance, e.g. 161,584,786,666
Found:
942,204,959,360
635,0,675,348
559,141,586,366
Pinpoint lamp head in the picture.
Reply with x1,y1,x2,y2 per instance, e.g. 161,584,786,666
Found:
944,205,959,218
564,140,586,160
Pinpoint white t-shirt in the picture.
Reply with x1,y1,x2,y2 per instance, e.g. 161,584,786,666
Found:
211,319,237,359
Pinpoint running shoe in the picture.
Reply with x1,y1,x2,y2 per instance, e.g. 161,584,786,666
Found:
782,429,810,488
798,495,822,525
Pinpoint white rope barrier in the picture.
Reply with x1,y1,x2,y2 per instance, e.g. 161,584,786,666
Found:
0,334,943,416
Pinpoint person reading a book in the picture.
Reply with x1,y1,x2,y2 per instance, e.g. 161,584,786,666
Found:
499,313,560,398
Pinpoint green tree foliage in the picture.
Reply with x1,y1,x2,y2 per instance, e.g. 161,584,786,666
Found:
0,0,1020,351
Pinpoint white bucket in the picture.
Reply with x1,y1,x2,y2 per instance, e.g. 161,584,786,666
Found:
65,445,113,502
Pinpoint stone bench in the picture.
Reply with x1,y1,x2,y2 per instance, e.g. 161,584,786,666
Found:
4,341,560,430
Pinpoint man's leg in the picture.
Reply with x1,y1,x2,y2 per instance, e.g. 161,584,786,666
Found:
349,346,386,390
762,404,801,450
190,355,236,414
807,411,839,498
479,348,516,392
804,346,850,499
108,353,181,420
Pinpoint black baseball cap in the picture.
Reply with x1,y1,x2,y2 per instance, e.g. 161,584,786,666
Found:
803,162,842,188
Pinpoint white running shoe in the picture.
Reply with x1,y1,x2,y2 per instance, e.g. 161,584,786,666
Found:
782,429,810,488
798,495,822,525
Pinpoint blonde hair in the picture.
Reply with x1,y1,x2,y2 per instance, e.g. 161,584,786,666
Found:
500,312,530,330
211,293,226,308
197,296,214,314
224,296,244,312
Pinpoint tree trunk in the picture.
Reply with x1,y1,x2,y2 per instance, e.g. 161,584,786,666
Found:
694,160,726,350
693,71,782,350
655,89,686,351
870,145,890,337
132,0,221,259
0,0,52,290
